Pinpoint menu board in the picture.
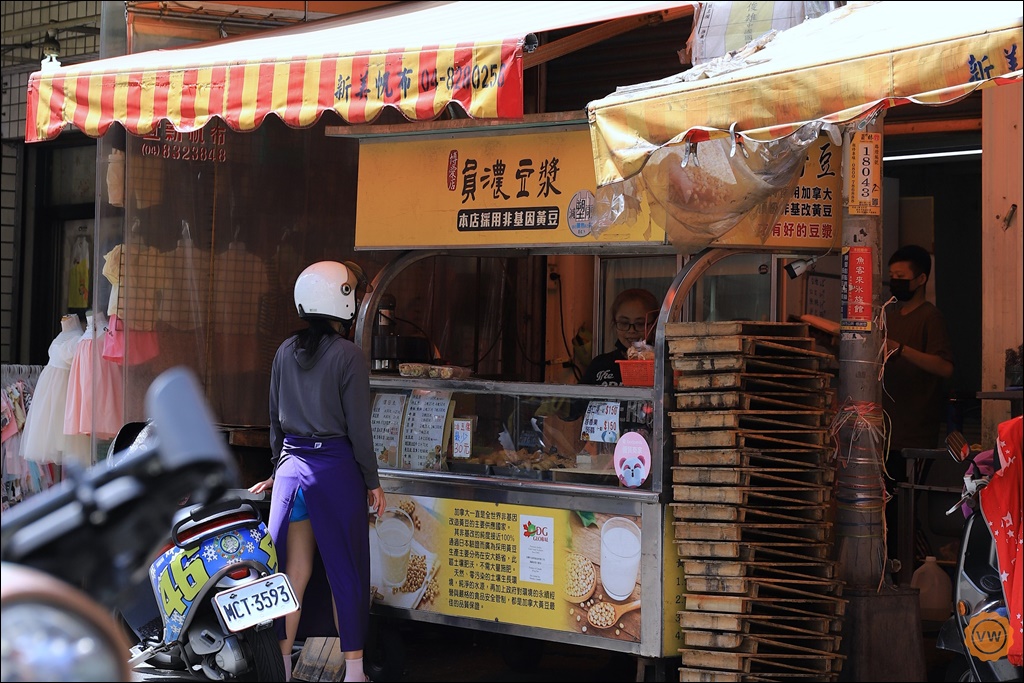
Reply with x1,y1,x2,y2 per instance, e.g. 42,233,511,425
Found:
400,390,454,470
581,400,621,443
370,393,406,468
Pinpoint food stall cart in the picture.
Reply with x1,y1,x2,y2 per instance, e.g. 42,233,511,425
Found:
331,119,844,680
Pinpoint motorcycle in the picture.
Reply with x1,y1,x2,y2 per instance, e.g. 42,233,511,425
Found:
935,428,1023,682
1,367,239,681
109,425,296,681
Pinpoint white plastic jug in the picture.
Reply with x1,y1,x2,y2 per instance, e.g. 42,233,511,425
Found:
911,555,953,622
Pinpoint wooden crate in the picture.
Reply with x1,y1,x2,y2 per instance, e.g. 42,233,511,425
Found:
674,429,828,449
683,573,844,598
664,321,812,338
673,447,831,470
672,484,830,506
672,503,826,525
675,539,834,561
667,335,823,356
670,466,833,487
672,354,825,375
674,521,831,544
678,609,841,635
674,371,830,393
674,390,830,411
679,667,775,682
682,591,846,620
670,409,826,430
680,648,841,679
680,557,836,581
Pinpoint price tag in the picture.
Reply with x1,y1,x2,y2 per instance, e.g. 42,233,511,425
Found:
452,418,473,459
581,400,620,443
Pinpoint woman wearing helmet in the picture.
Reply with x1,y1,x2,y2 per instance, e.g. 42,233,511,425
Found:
250,260,385,682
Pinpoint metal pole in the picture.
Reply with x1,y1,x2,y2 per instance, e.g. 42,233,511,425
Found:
834,112,928,683
833,114,888,589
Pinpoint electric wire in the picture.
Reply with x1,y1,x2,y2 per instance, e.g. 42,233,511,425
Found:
378,311,440,361
553,273,583,382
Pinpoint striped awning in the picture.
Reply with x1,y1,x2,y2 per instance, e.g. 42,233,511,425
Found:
26,1,694,143
588,1,1023,188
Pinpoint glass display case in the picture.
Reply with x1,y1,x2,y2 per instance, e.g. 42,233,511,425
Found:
349,249,685,665
347,247,793,669
369,376,656,489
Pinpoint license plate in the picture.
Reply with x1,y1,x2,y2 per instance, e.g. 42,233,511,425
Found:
214,573,299,632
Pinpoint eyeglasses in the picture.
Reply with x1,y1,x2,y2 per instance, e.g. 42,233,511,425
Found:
614,319,650,332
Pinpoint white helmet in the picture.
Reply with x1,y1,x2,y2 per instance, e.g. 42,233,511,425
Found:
293,260,367,322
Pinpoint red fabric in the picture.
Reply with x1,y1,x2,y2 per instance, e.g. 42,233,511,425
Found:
980,415,1023,666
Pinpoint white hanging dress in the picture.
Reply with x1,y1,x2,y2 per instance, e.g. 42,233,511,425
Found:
20,315,84,464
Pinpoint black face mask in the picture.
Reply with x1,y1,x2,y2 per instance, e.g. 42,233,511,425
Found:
889,278,916,302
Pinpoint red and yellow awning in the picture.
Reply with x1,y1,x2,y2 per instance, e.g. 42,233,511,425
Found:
588,1,1023,188
26,1,694,143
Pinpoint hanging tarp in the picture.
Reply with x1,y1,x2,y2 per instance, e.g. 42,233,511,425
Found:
25,1,695,143
588,1,1023,188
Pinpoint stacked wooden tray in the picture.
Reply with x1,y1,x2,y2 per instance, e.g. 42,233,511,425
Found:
667,321,845,682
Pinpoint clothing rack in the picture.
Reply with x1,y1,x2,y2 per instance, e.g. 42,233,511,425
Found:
2,363,50,510
2,364,44,388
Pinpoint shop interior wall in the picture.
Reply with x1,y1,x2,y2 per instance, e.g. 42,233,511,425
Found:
882,156,983,410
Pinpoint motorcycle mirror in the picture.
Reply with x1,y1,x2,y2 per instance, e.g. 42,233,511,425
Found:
944,431,971,463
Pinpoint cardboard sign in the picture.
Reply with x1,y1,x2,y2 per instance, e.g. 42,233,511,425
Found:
452,418,474,459
581,400,620,443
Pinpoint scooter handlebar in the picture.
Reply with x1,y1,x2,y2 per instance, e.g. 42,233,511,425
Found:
0,367,240,607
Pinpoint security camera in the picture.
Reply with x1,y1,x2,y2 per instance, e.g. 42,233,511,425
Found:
785,255,820,279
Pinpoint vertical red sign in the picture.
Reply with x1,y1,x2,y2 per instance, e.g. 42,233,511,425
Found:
841,245,873,331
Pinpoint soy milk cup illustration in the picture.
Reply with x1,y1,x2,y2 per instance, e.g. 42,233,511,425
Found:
376,507,414,587
600,517,641,601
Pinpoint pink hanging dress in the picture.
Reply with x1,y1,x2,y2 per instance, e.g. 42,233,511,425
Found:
64,313,124,463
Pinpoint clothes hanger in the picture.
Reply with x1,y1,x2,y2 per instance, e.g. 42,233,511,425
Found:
130,216,146,247
229,225,245,252
179,219,193,248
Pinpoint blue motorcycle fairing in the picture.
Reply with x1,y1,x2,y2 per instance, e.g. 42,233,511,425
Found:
148,521,278,641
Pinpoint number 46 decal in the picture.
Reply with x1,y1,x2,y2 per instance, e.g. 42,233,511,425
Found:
157,547,210,616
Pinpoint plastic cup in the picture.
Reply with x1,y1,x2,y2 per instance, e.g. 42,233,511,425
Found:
600,517,641,601
375,507,414,587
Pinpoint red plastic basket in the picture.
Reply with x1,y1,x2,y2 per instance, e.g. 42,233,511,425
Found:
616,359,655,387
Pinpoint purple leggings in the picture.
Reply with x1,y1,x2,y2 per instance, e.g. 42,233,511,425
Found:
268,435,370,651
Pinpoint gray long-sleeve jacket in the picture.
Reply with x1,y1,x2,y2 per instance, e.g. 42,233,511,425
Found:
269,333,380,490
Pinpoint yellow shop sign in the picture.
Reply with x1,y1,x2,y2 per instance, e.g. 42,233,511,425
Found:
355,127,665,249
